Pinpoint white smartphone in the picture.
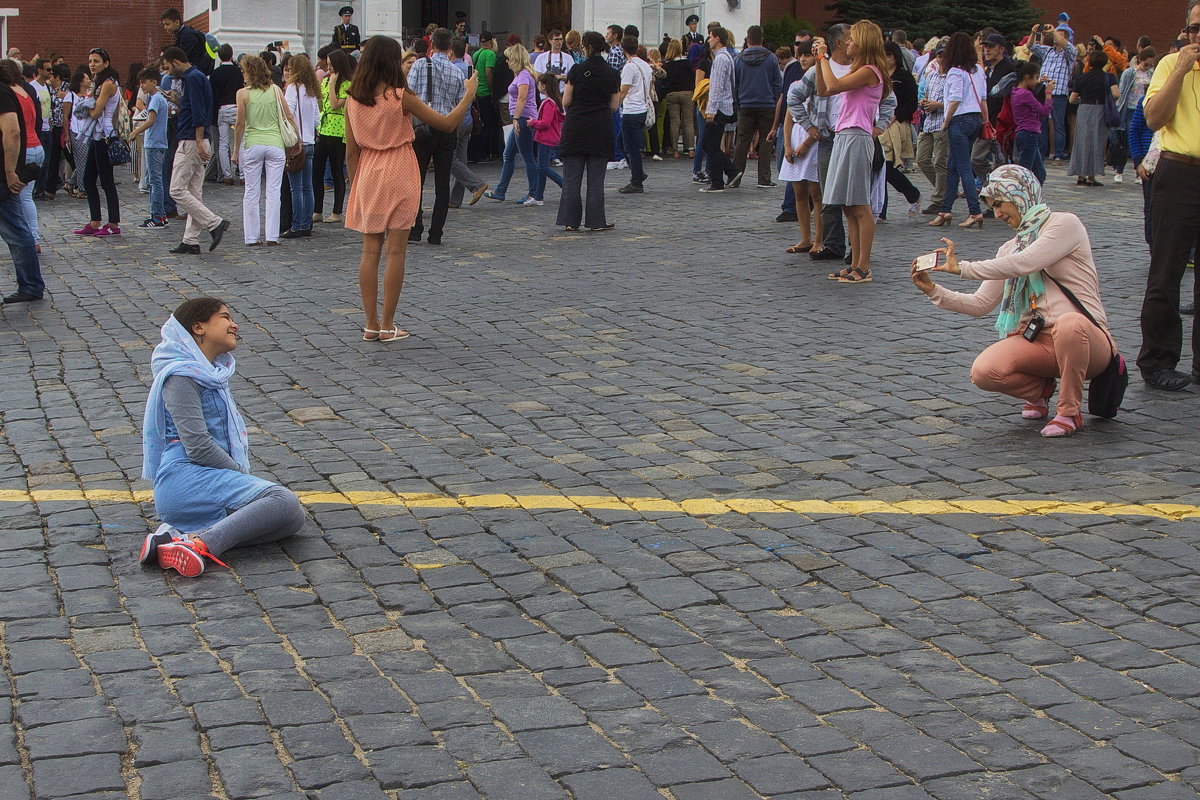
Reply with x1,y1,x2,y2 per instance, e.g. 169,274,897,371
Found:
913,252,941,272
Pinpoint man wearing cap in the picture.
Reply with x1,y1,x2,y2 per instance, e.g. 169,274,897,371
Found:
332,6,361,54
972,33,1015,184
1136,0,1200,390
684,15,703,47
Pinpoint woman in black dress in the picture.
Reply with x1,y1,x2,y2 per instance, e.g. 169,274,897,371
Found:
555,31,620,232
1068,49,1118,186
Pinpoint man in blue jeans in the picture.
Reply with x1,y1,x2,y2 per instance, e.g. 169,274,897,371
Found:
616,35,651,193
1030,26,1074,162
0,80,41,303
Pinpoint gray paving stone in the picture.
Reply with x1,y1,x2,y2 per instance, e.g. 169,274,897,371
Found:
465,758,567,800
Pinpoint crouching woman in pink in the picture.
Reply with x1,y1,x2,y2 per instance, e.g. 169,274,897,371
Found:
911,165,1116,437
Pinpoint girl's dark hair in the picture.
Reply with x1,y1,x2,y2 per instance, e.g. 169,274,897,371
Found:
538,70,561,107
69,65,88,93
52,63,71,82
580,31,606,55
883,41,905,70
348,35,406,106
174,297,226,335
1014,60,1040,82
939,31,978,73
125,62,144,89
327,48,356,83
1087,50,1108,71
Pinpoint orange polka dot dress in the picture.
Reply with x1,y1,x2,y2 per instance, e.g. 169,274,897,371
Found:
344,90,421,233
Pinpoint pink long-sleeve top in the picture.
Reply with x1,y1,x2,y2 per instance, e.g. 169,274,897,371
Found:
928,212,1110,331
1010,86,1053,133
530,98,564,146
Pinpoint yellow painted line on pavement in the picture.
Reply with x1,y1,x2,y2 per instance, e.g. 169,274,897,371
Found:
1,488,1198,519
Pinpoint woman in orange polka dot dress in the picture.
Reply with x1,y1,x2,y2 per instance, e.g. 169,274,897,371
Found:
345,35,476,343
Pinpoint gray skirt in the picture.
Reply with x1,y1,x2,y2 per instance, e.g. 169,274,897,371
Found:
1068,104,1108,177
823,128,875,206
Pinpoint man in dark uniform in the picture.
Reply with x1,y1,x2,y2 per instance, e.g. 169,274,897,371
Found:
332,6,361,54
683,15,703,46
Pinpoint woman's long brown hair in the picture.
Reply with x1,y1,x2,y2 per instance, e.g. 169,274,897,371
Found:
348,35,407,106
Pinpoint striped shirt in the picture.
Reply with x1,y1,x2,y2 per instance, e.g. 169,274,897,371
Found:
920,68,947,132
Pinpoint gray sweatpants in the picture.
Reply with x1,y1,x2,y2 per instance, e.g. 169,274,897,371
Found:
201,485,305,556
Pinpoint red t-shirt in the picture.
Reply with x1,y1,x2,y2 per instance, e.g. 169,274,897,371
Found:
14,89,39,147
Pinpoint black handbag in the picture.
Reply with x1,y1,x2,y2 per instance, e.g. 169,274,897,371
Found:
105,136,132,166
1043,272,1127,418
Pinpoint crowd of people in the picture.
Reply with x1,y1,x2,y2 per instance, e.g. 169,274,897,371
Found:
0,7,1198,571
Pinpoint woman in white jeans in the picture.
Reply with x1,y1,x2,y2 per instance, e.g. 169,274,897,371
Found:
231,55,297,246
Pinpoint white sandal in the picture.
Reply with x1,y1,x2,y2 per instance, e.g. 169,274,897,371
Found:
378,327,410,343
362,328,380,341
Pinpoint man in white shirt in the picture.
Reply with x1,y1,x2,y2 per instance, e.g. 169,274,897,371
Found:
616,35,652,193
533,30,571,86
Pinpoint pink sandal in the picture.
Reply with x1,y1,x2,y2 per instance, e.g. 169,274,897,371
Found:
1022,379,1056,419
1040,413,1083,438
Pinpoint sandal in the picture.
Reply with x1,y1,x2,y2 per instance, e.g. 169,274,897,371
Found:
362,328,380,341
1021,399,1048,420
1040,413,1083,438
786,241,814,254
828,267,854,280
837,267,873,284
378,327,411,343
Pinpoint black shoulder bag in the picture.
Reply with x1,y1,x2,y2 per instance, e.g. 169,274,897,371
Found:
412,57,435,143
1042,271,1127,419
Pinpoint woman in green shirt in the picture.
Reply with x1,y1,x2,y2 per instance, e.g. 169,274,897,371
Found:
232,55,299,245
314,48,354,223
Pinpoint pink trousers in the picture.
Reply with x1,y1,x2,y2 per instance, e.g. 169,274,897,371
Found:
970,312,1114,417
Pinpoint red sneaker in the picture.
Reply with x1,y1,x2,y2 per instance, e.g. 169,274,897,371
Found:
156,538,227,577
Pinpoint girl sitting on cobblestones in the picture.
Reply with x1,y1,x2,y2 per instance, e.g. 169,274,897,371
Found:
139,298,305,576
911,165,1117,438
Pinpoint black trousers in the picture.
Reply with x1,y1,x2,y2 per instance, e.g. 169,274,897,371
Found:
412,128,457,240
1137,158,1200,376
556,154,607,229
880,163,921,217
469,97,502,161
701,113,736,189
313,134,346,215
84,139,120,224
817,138,845,257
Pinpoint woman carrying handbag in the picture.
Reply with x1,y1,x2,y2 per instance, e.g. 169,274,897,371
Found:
232,55,299,246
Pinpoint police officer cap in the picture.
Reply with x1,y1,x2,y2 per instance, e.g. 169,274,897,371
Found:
686,14,700,24
338,6,354,15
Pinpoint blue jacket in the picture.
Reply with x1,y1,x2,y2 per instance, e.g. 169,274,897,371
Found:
734,46,783,109
1127,98,1153,163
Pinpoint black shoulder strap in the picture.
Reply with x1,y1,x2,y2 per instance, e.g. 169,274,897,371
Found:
425,58,434,104
1041,271,1117,355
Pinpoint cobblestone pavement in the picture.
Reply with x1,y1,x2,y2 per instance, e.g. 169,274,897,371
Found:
2,157,1199,800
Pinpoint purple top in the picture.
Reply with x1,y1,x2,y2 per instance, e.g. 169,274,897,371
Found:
509,70,538,120
1010,86,1053,133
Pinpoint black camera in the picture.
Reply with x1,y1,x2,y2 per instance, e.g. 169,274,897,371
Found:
1023,313,1045,342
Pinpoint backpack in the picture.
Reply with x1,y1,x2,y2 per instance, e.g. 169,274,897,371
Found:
110,80,133,138
995,94,1016,160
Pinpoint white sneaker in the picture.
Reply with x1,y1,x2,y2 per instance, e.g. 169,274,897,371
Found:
907,202,919,217
521,197,544,206
1113,173,1123,183
606,160,621,170
651,154,663,162
551,158,563,167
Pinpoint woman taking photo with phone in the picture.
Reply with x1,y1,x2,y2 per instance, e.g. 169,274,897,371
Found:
911,165,1118,438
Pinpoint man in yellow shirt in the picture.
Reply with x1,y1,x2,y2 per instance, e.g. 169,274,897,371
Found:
1137,0,1200,390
